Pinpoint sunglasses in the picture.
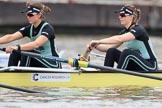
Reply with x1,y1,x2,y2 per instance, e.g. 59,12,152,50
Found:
119,13,131,17
26,13,37,17
119,13,127,17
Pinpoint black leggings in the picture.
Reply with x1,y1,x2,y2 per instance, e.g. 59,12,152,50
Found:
8,51,62,68
104,48,158,71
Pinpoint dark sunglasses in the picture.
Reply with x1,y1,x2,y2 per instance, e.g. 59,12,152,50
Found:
26,13,37,17
119,13,132,17
119,13,127,17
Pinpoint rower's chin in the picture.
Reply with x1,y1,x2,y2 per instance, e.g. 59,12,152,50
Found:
120,21,125,26
28,21,33,24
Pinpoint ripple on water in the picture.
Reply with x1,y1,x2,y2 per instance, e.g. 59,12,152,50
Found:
1,86,162,108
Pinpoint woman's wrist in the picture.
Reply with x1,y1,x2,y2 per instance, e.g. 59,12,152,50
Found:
95,41,101,49
98,40,101,44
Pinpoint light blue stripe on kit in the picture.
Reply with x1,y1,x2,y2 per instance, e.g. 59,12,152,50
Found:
121,55,157,71
34,58,59,68
25,56,30,67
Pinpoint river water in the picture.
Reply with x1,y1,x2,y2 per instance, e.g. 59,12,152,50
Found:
0,35,162,108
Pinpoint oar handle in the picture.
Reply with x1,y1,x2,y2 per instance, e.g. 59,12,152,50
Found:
83,41,98,58
0,84,42,93
83,49,91,58
0,48,6,51
79,49,91,61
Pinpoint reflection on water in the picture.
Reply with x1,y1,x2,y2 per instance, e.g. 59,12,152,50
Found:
0,35,162,108
0,86,162,108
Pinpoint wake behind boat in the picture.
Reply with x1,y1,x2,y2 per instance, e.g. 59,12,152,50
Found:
0,66,162,88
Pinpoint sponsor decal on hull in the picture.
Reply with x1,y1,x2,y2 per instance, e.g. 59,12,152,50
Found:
32,73,70,82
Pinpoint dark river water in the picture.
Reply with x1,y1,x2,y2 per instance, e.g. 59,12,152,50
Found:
0,35,162,108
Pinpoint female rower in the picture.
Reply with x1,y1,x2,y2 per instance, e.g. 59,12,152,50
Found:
0,2,62,68
87,5,158,71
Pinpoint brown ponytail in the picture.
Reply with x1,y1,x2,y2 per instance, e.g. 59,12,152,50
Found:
135,8,141,23
42,5,51,13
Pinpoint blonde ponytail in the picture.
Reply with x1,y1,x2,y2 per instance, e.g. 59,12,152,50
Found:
124,5,141,24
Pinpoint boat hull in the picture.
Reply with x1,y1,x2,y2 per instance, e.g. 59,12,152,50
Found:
1,72,162,87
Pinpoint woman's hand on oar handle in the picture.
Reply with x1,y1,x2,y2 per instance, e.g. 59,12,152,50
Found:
78,49,90,61
87,40,100,51
80,40,100,61
5,45,20,54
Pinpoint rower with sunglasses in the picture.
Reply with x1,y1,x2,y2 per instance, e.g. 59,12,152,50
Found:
0,2,62,68
87,5,158,71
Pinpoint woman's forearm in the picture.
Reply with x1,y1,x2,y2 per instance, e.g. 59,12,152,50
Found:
0,32,23,44
95,43,122,52
99,35,124,44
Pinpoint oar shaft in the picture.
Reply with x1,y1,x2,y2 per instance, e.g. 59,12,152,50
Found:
0,84,42,93
88,63,162,80
44,56,68,63
15,50,69,63
18,51,42,59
